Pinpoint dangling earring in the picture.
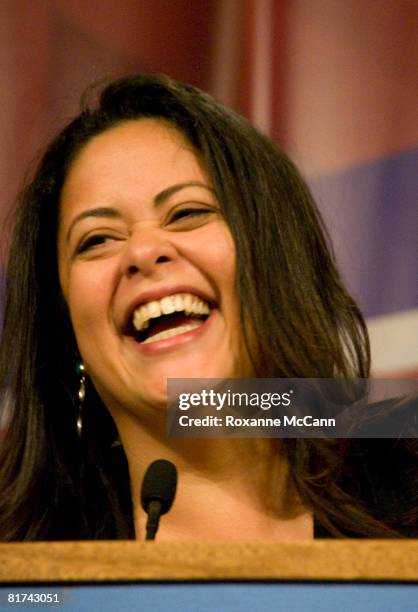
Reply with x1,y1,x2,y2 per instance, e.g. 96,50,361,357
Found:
76,362,86,438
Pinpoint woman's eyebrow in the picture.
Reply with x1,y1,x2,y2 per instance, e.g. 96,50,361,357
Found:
153,181,215,204
65,182,215,244
65,207,121,244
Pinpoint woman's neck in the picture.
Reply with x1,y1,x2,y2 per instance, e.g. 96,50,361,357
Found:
115,411,313,541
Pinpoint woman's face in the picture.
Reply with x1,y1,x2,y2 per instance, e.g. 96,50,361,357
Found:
58,119,253,419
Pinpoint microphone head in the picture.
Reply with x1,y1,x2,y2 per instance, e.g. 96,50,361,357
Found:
141,459,178,515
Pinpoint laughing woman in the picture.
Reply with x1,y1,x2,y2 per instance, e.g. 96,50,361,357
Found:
0,74,416,540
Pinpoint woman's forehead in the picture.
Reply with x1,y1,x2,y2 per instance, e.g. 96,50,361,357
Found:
58,119,211,221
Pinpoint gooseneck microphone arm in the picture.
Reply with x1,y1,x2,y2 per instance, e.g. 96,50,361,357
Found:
144,499,164,541
140,459,178,541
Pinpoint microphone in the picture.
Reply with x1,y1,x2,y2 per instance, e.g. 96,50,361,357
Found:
140,459,178,541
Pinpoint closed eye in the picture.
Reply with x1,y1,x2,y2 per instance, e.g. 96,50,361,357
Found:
169,207,215,223
76,233,117,254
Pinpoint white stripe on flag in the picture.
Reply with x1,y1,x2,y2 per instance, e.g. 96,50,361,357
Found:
367,309,418,376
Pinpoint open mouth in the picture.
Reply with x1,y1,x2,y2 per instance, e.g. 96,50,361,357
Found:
127,293,212,345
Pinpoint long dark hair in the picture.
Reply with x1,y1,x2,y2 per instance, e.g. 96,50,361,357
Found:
0,74,414,540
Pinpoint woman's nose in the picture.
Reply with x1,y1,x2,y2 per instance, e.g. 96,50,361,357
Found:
120,226,178,278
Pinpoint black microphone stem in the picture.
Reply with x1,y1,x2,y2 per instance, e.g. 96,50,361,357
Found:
145,500,163,541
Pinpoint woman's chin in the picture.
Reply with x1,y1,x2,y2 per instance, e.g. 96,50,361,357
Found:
145,366,225,398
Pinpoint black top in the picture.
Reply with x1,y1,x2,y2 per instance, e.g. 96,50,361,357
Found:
314,437,417,538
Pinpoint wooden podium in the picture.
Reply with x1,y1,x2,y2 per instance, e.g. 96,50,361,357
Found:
1,541,417,610
1,540,417,582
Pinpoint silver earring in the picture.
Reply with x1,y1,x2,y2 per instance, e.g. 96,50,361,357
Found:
76,362,86,438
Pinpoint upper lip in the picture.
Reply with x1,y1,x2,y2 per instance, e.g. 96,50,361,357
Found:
121,285,216,332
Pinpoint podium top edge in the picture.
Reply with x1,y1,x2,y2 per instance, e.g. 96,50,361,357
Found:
0,540,417,583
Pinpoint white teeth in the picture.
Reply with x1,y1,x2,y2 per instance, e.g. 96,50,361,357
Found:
183,294,193,313
174,294,183,311
160,295,176,315
148,301,161,319
132,292,211,332
141,322,202,344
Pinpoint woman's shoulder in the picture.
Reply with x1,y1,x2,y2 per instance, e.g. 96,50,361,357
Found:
342,434,417,537
314,394,418,538
314,433,417,538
